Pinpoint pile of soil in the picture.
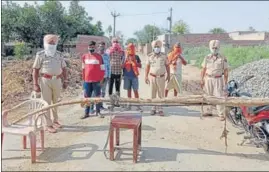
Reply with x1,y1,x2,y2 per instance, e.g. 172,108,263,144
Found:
1,59,82,109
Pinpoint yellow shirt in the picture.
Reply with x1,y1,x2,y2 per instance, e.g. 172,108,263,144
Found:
33,50,67,76
146,52,168,75
201,54,228,76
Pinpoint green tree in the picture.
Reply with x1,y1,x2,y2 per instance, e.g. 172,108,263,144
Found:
93,21,105,36
14,3,43,47
1,0,105,50
106,25,113,37
126,38,138,45
134,25,163,45
14,42,30,60
1,1,21,42
172,20,190,34
209,27,226,34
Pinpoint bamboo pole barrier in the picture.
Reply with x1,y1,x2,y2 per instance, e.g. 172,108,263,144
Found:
11,95,269,125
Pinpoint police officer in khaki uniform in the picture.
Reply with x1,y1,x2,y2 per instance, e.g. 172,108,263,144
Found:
145,40,170,116
32,34,68,133
201,40,228,121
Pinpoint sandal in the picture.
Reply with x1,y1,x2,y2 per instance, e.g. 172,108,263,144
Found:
158,111,164,116
219,116,225,121
53,122,62,129
46,126,57,133
202,113,213,117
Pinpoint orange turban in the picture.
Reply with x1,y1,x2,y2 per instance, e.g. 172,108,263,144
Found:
126,43,135,56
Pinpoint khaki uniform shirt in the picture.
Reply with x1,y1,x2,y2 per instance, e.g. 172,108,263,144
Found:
201,53,228,76
33,50,67,76
146,52,168,75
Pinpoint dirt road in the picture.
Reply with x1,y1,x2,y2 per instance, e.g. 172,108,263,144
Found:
2,54,269,171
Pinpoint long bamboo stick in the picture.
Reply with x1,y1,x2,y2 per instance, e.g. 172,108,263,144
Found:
11,95,269,124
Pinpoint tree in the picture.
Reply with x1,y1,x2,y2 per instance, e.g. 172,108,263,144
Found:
1,1,21,42
134,25,163,45
14,3,43,47
248,26,256,32
209,27,226,34
126,38,137,45
93,21,104,36
172,20,190,34
106,25,113,37
1,0,105,50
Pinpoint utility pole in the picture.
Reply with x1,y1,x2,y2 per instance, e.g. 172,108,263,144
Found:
167,7,173,49
111,11,120,37
153,23,156,42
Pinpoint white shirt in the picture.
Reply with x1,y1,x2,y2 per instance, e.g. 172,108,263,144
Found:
170,58,182,75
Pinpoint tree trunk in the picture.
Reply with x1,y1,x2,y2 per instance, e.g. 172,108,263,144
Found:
12,95,269,124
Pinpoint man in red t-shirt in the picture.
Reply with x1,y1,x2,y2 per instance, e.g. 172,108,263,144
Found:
81,41,105,119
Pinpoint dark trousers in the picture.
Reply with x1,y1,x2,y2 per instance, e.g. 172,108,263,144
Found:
84,82,101,114
108,74,121,95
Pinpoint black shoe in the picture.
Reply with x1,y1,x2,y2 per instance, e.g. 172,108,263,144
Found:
80,114,89,119
96,112,104,118
100,106,106,110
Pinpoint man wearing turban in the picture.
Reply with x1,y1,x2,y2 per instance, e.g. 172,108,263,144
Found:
145,40,170,116
201,40,229,121
32,34,68,133
165,42,187,97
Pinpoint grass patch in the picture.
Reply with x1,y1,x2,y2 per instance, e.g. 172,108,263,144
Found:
183,45,269,69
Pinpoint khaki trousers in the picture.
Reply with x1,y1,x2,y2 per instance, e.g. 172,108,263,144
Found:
150,76,165,111
203,76,225,117
40,77,62,126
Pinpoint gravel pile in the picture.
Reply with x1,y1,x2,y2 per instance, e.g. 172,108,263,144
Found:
229,59,269,98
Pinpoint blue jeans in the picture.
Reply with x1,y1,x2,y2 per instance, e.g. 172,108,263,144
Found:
100,78,109,107
84,82,101,114
123,76,139,91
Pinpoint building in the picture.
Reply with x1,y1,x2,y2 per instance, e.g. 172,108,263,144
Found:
155,31,269,54
75,35,110,56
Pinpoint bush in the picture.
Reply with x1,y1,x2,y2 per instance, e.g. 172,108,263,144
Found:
183,45,269,69
14,42,30,60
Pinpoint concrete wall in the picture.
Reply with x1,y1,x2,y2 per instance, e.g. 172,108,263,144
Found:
229,32,265,40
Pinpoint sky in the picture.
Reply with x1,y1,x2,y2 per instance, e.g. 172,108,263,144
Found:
12,1,269,39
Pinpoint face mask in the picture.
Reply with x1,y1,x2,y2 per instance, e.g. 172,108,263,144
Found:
44,43,57,57
89,48,95,53
99,47,105,52
153,47,161,54
210,48,219,55
112,43,119,47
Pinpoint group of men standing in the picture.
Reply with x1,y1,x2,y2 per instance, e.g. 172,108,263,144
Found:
32,34,228,133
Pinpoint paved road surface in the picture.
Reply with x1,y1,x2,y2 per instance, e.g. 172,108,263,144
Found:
2,54,269,171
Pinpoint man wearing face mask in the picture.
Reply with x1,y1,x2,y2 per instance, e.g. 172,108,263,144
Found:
200,40,229,121
98,42,110,109
81,41,105,119
32,34,68,133
145,40,170,116
108,38,124,97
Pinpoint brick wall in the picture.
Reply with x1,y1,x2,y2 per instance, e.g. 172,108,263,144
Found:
75,35,110,56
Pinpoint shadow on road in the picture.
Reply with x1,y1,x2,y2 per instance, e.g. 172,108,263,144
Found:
3,144,269,164
59,124,155,133
112,146,269,163
2,143,99,163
